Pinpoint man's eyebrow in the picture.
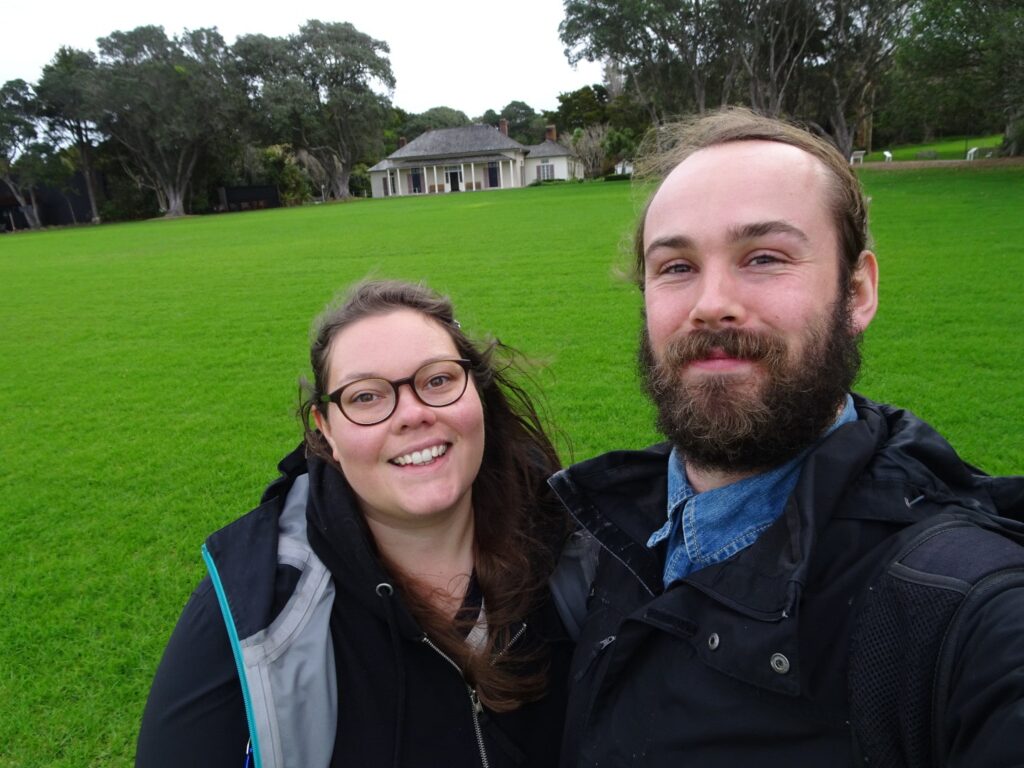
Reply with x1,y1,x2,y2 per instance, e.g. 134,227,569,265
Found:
644,234,696,259
728,220,809,244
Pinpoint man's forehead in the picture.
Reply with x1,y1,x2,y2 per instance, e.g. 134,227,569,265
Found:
645,141,829,230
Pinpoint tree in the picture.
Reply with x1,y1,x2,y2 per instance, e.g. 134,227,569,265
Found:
547,85,609,132
477,108,501,126
500,100,545,144
34,47,103,223
879,0,1024,154
92,26,243,217
603,126,639,165
392,106,471,144
13,141,81,223
572,123,612,177
736,0,820,117
0,79,43,229
561,0,743,120
234,20,394,200
559,0,917,154
815,0,914,156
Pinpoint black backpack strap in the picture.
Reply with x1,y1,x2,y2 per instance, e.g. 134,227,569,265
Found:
849,518,1024,767
549,530,600,641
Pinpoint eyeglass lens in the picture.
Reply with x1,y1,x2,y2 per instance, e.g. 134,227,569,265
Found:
341,360,468,425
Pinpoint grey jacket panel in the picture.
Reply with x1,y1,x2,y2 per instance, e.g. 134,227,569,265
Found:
209,474,338,768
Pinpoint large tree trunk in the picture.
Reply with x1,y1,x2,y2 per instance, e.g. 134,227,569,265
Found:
831,106,855,159
29,188,42,228
78,142,101,224
1,177,43,229
327,156,351,200
163,187,187,217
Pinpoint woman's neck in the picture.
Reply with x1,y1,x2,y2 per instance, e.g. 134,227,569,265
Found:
365,506,476,618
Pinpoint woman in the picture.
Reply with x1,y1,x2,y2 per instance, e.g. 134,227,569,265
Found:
137,280,574,768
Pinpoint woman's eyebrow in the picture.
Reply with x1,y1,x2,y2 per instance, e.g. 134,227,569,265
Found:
335,355,459,385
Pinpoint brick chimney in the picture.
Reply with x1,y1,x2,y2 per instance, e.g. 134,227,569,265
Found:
499,118,509,136
398,136,407,148
546,124,557,142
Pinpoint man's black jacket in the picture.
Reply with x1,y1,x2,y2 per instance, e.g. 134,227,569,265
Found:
549,396,1024,767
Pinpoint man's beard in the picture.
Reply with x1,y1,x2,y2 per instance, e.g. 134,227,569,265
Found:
638,298,861,474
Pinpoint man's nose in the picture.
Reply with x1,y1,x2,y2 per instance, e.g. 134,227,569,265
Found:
688,265,745,329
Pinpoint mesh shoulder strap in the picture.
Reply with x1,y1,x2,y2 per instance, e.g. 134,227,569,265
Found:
849,519,1024,767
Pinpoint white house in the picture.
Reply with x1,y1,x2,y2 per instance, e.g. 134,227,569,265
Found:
368,120,581,198
524,126,583,183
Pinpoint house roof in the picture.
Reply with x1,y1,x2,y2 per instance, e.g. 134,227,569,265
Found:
388,124,525,161
525,140,573,158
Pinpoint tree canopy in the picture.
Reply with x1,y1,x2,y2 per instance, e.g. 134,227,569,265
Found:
235,20,394,200
561,0,928,155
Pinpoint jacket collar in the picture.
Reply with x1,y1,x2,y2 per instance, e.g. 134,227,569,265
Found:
549,396,948,619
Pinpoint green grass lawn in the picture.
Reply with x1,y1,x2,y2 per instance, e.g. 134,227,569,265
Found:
865,133,1004,162
2,166,1022,766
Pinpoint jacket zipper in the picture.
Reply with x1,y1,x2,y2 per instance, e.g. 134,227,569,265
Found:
494,622,527,662
422,636,491,768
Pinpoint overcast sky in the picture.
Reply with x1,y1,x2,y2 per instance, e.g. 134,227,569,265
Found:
2,0,605,118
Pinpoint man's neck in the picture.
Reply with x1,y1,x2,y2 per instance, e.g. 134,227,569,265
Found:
685,464,760,494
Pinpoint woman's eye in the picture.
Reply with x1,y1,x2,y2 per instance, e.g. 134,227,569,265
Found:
349,390,383,405
425,374,452,389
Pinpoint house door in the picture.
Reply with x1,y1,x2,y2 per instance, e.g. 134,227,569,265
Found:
446,166,462,192
488,162,499,188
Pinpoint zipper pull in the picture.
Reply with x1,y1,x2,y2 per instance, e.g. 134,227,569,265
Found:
469,687,484,714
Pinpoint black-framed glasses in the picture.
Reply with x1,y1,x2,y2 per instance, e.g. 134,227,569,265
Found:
322,359,472,426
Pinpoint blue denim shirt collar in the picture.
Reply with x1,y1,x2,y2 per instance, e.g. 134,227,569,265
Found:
648,394,857,589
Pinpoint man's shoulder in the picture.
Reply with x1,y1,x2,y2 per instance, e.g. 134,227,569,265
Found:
548,443,674,552
827,397,1019,518
557,442,672,488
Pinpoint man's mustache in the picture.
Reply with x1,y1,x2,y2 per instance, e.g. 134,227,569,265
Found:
661,328,788,368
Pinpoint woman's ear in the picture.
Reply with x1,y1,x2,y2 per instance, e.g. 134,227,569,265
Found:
313,405,341,463
849,250,879,334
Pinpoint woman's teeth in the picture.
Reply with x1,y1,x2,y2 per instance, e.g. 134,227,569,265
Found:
392,444,447,466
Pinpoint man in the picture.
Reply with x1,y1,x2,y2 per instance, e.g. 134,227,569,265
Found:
550,109,1024,767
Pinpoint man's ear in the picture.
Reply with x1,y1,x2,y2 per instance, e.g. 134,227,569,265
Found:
849,251,879,334
312,406,341,464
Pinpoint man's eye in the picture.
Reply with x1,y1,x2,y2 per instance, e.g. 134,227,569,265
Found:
663,262,692,274
749,253,780,265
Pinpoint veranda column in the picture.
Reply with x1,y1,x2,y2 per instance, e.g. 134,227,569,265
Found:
433,165,438,193
396,168,403,196
469,162,475,191
498,160,504,189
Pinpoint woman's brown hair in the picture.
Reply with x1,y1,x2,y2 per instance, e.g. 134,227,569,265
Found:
299,279,568,710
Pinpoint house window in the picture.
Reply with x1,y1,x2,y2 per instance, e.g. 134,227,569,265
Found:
411,168,423,194
537,161,555,181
